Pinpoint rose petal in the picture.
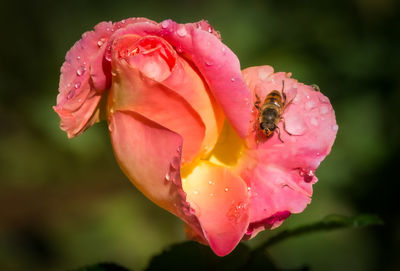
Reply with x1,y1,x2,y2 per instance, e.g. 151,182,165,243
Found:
182,161,250,256
55,21,115,137
90,18,158,92
161,55,225,158
109,110,203,238
238,66,338,237
114,19,251,138
110,40,205,163
156,21,251,138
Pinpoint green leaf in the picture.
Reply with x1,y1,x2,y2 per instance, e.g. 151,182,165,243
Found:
73,263,131,271
146,241,253,271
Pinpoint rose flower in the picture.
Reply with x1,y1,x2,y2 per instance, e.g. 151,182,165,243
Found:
54,18,337,256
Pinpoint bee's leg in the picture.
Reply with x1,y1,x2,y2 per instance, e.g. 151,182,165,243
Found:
276,125,284,143
281,117,294,136
254,93,261,110
281,80,287,105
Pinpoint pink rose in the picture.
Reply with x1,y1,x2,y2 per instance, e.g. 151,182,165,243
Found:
54,18,337,256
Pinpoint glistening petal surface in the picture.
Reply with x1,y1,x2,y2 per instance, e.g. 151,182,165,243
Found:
240,66,338,237
182,161,250,256
109,111,203,238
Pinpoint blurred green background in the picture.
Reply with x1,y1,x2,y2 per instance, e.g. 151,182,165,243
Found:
1,0,399,270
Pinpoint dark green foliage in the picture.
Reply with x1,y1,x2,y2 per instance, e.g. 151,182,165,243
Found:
74,263,131,271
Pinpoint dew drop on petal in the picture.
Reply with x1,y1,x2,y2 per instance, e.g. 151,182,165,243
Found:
67,89,75,100
176,26,187,37
165,172,171,182
231,77,236,82
76,66,86,76
285,114,307,135
76,56,81,60
205,60,213,66
170,156,180,170
310,117,319,126
224,187,229,192
319,105,329,114
208,180,214,185
161,20,169,29
305,100,316,110
332,124,339,131
74,82,81,89
320,96,330,105
298,168,315,183
193,190,199,195
97,38,106,47
226,202,248,224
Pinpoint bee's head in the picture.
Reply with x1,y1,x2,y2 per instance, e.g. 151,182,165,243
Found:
260,122,275,134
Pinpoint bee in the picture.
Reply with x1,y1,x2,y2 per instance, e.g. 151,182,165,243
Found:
254,81,292,143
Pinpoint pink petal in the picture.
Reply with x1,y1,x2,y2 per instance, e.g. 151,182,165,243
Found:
112,19,251,138
183,161,250,256
239,66,338,237
109,110,203,238
55,21,114,137
157,20,252,138
109,38,205,163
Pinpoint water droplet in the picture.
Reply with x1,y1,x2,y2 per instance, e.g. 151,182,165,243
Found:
247,187,251,191
227,201,248,224
208,180,214,185
161,20,169,29
205,60,213,66
221,46,226,54
76,66,86,76
298,168,314,183
67,89,75,100
285,115,306,135
224,187,229,192
67,83,72,88
319,105,329,114
76,56,81,60
74,82,81,89
105,45,112,61
306,95,310,99
170,156,180,170
231,77,236,82
121,19,126,24
165,172,171,182
332,124,339,131
97,38,106,47
176,26,187,37
319,96,330,103
310,117,319,126
207,26,213,33
193,190,199,195
106,27,111,32
305,100,315,110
